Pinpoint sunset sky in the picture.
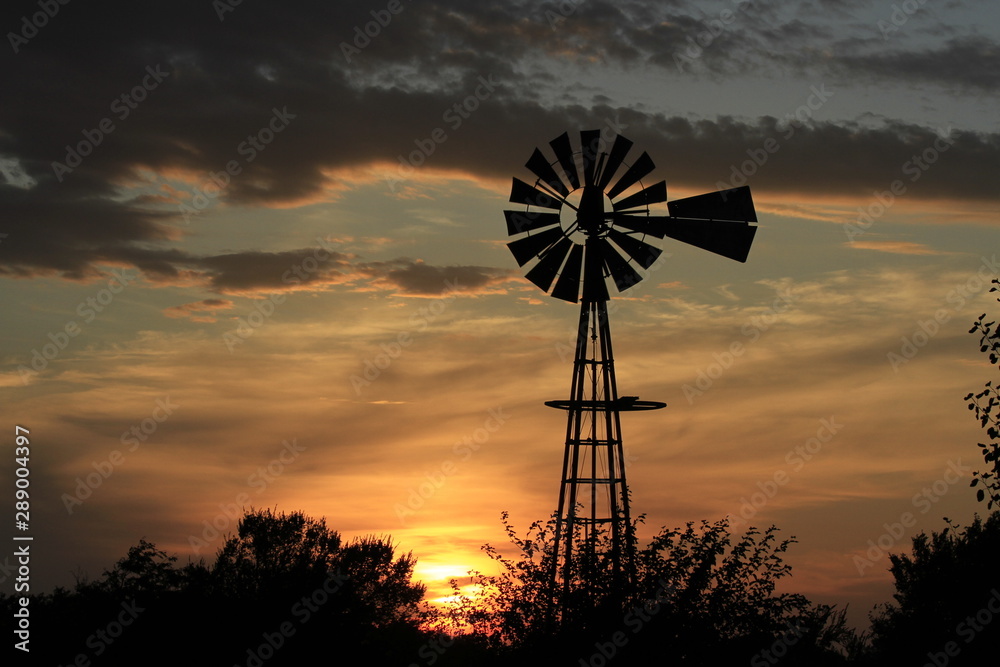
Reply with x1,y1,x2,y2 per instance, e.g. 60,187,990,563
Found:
2,0,1000,630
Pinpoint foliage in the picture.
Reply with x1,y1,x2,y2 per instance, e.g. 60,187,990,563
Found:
636,519,807,641
445,512,853,665
856,284,1000,664
966,279,1000,508
865,513,1000,664
212,506,342,597
77,538,186,597
444,512,560,646
8,508,430,666
334,533,428,627
212,507,426,627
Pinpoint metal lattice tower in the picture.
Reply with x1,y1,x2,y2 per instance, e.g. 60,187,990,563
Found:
502,130,758,602
545,297,665,594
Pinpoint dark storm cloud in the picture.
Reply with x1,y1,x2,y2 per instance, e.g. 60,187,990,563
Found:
197,248,355,293
360,259,518,296
0,179,176,279
837,36,1000,91
627,115,999,201
183,251,516,297
145,246,516,297
155,246,516,297
1,0,997,284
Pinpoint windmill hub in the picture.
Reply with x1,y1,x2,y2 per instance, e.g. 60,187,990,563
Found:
576,185,608,235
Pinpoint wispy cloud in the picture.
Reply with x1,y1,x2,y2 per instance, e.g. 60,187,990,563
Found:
163,299,235,323
848,240,944,255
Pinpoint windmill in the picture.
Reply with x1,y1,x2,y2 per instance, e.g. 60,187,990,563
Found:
503,129,758,601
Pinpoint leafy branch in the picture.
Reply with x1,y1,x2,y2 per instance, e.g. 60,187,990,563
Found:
965,279,1000,509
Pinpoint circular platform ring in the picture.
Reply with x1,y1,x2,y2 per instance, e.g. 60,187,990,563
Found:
544,399,666,411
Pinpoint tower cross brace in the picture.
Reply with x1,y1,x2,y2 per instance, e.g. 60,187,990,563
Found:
545,299,663,598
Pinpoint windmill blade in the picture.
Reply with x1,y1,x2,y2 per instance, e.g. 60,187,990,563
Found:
655,216,757,262
551,243,584,303
607,151,656,199
607,228,662,270
510,178,561,209
580,129,602,186
598,238,644,292
667,185,757,222
612,181,667,212
611,213,666,239
507,226,566,266
549,132,581,190
596,134,634,189
525,237,573,292
504,210,561,236
525,148,569,197
582,241,610,302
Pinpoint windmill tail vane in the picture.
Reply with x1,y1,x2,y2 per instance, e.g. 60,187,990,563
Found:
502,129,757,607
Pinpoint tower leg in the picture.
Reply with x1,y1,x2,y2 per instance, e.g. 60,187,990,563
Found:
550,300,636,608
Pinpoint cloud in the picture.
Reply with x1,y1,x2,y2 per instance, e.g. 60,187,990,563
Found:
163,298,235,323
194,248,356,294
847,240,943,255
2,0,998,289
837,36,1000,91
358,259,519,296
188,251,517,297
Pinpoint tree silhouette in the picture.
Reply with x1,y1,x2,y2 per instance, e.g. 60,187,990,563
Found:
212,506,341,597
855,288,1000,664
84,538,186,597
212,507,426,627
5,508,433,666
865,513,1000,665
334,534,428,627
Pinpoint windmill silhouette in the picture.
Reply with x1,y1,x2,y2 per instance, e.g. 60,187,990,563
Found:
503,130,758,600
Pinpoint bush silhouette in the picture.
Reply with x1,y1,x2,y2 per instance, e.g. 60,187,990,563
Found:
444,512,853,665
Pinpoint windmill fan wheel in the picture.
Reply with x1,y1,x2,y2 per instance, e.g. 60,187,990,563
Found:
504,130,758,303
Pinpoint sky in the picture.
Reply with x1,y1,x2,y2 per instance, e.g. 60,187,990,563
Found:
2,0,999,631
